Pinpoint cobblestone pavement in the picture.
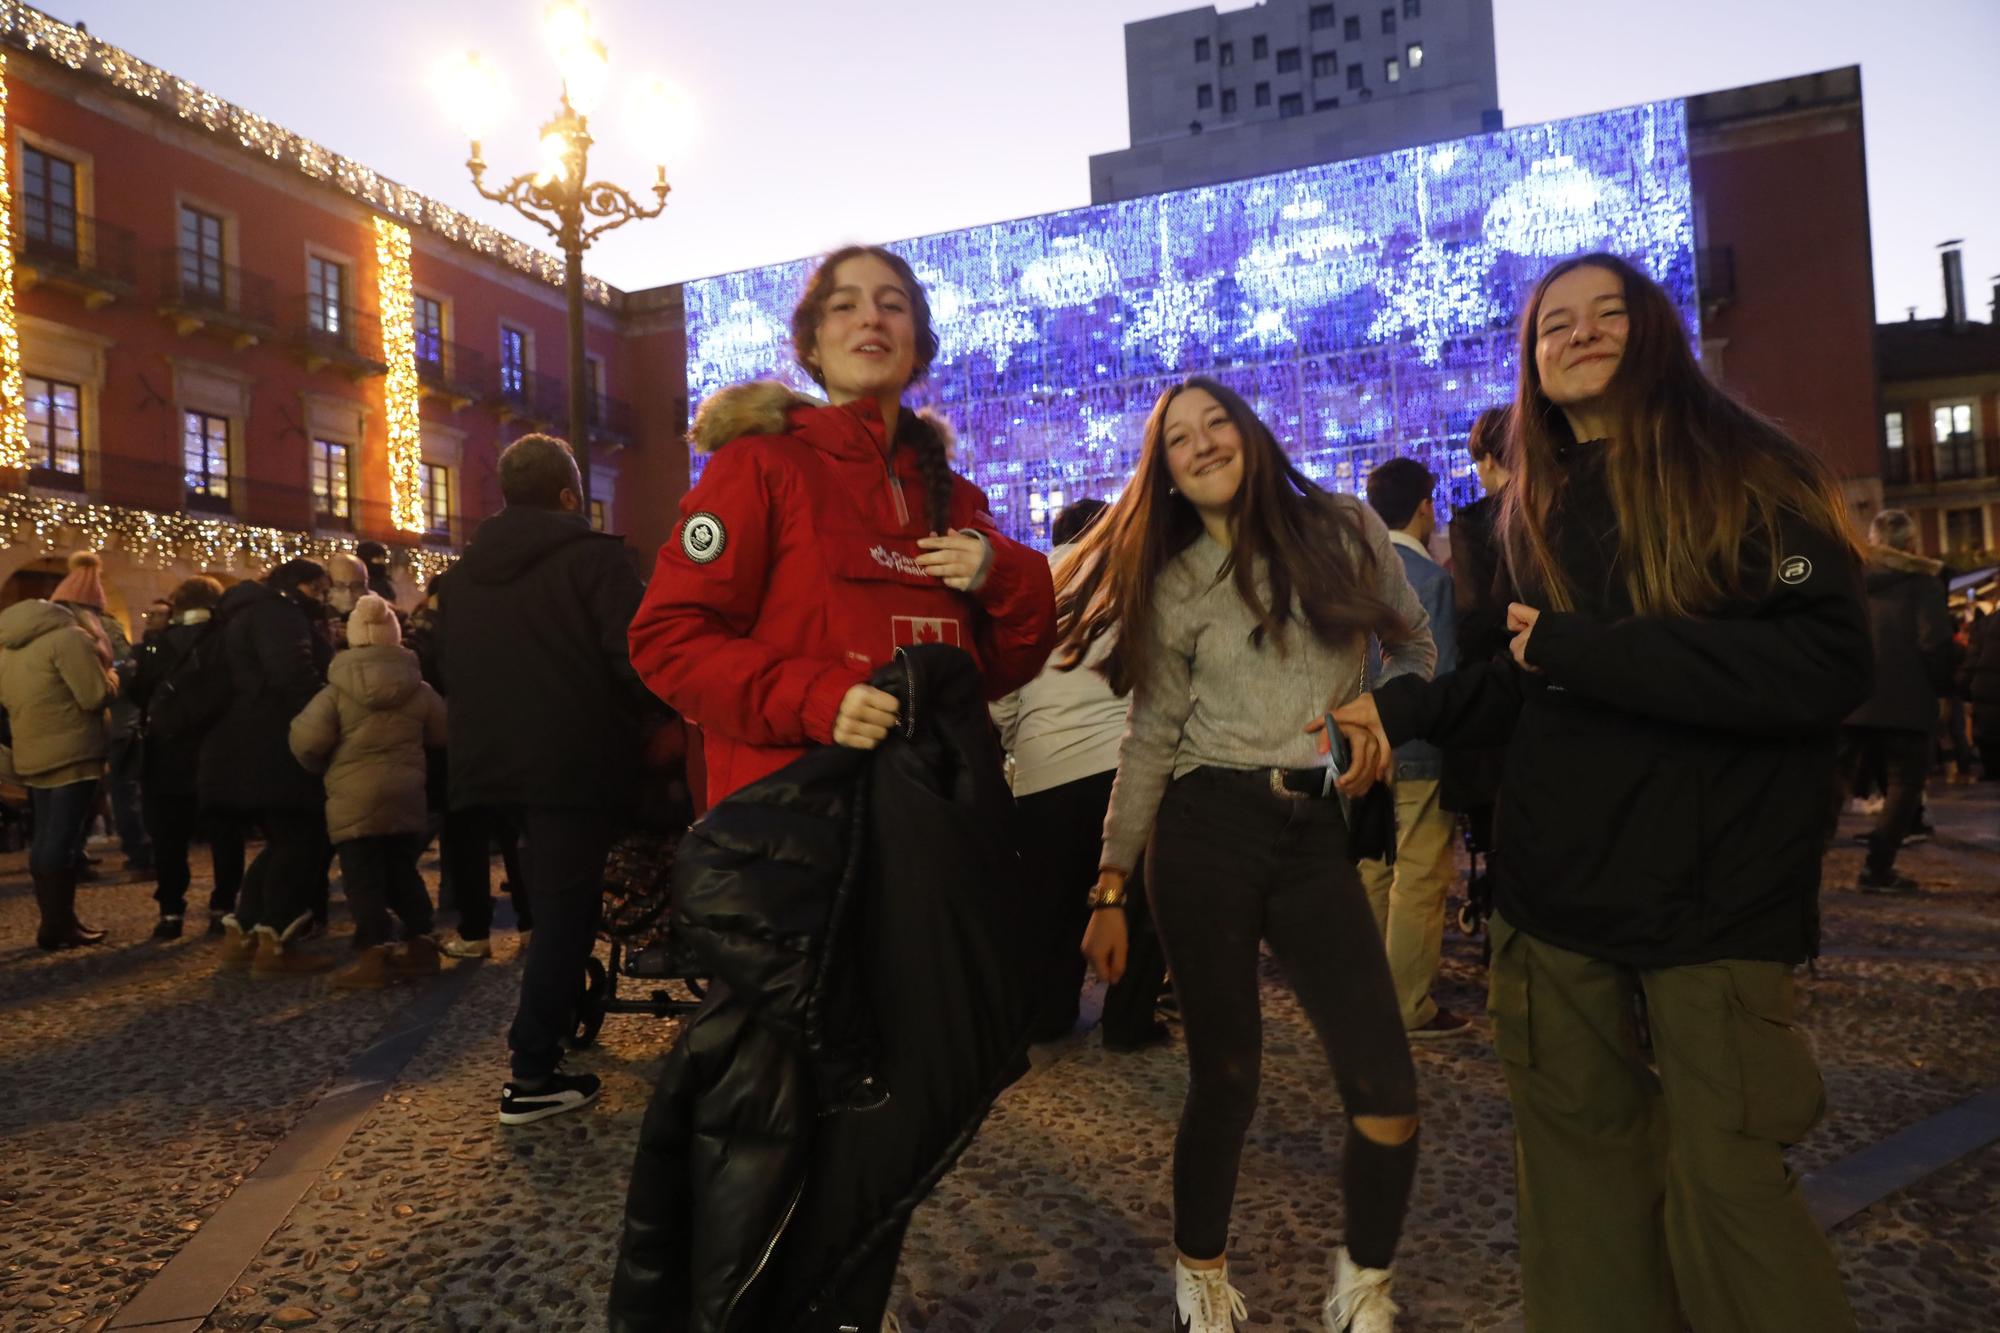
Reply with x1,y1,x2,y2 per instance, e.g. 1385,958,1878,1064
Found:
1,783,1995,1332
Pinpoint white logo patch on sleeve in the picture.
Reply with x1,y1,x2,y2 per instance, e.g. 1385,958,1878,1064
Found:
1778,555,1813,585
682,512,726,564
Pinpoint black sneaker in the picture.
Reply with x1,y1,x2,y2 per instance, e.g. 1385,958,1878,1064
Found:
1856,868,1920,895
152,915,184,940
206,912,228,937
498,1071,601,1125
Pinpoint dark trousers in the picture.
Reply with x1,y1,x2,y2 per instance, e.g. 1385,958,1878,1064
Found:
235,810,332,936
443,805,528,940
145,791,245,916
29,780,100,876
1837,727,1929,874
337,834,435,948
108,732,151,863
1014,769,1169,1044
506,807,612,1082
1149,767,1418,1261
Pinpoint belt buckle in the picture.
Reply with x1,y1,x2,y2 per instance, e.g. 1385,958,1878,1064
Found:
1268,768,1304,800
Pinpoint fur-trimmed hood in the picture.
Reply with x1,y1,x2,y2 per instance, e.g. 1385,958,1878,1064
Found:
689,380,957,458
1865,544,1944,578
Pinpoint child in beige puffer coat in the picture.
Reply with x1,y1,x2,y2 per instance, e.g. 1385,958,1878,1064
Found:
290,594,447,989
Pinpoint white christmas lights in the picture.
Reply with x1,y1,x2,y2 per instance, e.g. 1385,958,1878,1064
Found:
374,217,426,533
0,52,29,469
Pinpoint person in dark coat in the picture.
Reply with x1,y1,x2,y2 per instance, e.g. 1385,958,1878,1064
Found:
432,433,647,1124
609,645,1037,1333
1836,509,1955,893
130,575,244,938
199,558,337,976
1962,607,2000,779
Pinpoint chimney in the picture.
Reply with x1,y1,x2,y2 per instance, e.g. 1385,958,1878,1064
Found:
1990,274,1999,325
1938,239,1967,329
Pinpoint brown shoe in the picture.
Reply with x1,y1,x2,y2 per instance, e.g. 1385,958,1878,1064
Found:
219,917,258,970
387,934,442,979
330,943,396,991
250,927,338,979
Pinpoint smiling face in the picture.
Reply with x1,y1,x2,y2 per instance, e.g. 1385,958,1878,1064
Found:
1533,263,1629,411
808,253,919,404
1161,388,1246,517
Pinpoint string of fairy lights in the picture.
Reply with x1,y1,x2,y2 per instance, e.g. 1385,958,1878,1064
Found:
374,218,426,534
0,52,29,471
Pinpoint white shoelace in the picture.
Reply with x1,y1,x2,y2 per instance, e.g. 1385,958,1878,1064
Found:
1179,1264,1248,1330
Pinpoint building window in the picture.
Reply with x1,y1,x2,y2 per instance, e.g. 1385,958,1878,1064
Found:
1279,93,1304,118
179,205,225,303
1945,508,1986,555
1196,83,1213,110
1386,56,1402,83
1218,41,1234,66
1347,64,1366,90
183,410,230,504
1313,52,1339,77
420,463,453,539
22,146,79,262
308,256,346,336
311,439,352,526
1220,87,1237,114
1884,411,1909,483
500,325,528,396
24,375,82,485
1344,15,1361,39
1407,41,1425,69
1404,0,1421,16
1309,4,1336,29
590,499,607,531
1252,35,1268,60
1933,402,1979,480
1315,97,1341,111
1381,8,1397,34
1254,82,1271,108
414,295,445,369
1194,37,1211,61
1276,47,1301,73
1885,411,1905,452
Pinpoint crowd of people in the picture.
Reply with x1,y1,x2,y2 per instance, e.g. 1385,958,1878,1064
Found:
2,240,1996,1333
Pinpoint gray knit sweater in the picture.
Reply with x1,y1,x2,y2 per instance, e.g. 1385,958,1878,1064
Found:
1100,499,1436,871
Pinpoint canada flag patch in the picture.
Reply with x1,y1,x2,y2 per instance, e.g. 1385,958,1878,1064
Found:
892,616,963,648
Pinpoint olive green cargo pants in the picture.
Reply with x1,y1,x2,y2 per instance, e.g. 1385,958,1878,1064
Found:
1487,914,1855,1333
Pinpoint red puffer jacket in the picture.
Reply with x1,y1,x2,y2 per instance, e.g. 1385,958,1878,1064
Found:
630,382,1058,804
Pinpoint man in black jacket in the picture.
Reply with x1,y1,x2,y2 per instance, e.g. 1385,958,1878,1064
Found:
1839,508,1955,893
434,434,647,1124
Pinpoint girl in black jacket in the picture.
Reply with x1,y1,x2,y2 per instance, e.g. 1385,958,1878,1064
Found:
1335,254,1867,1333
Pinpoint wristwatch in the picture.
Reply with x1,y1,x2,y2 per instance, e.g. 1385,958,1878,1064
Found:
1086,876,1129,911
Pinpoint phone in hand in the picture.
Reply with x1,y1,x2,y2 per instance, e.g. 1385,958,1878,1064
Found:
1322,712,1349,778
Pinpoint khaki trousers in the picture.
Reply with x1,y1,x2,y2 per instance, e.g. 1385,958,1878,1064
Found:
1359,776,1457,1029
1487,914,1856,1333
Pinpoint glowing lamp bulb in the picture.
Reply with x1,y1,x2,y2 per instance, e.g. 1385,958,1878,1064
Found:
436,51,503,142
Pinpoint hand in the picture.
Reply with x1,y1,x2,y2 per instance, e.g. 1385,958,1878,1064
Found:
915,531,988,591
1313,694,1392,796
1082,875,1130,984
832,683,900,749
1507,603,1543,673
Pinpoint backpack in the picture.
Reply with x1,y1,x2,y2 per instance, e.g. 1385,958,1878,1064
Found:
144,624,232,742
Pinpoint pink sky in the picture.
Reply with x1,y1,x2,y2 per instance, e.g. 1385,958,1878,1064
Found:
48,0,2000,321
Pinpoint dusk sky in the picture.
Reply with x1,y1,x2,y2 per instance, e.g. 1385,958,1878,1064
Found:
52,0,2000,323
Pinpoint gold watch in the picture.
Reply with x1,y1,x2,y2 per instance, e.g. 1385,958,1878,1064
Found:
1086,876,1129,911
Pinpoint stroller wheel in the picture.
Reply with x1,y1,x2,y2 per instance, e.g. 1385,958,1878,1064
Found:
569,955,608,1050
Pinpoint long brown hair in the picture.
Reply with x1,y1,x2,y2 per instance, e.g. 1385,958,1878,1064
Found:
1055,376,1407,695
791,244,955,534
1502,253,1856,616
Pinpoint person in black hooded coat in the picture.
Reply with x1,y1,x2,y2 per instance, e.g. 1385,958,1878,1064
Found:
608,644,1037,1333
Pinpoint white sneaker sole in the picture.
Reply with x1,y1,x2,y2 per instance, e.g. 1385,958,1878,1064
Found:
497,1087,599,1125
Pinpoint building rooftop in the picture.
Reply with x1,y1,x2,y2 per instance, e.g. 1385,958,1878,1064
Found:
1879,317,2000,383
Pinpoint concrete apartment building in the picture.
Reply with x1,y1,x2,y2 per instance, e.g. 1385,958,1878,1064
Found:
1090,0,1501,202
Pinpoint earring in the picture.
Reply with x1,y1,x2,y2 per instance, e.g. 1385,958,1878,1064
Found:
1167,485,1178,495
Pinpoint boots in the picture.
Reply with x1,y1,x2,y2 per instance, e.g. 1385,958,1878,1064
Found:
250,924,338,979
33,868,106,950
330,943,396,991
1321,1247,1398,1333
387,933,442,979
1173,1259,1247,1332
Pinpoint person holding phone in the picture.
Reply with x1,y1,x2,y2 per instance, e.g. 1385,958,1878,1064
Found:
1060,377,1435,1333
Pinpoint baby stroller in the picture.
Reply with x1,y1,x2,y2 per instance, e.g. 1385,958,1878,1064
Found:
568,824,707,1048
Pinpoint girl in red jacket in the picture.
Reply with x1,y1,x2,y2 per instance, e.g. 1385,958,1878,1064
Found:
629,245,1057,803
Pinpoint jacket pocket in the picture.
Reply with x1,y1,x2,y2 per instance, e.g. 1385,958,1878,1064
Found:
1486,913,1532,1068
1728,965,1825,1145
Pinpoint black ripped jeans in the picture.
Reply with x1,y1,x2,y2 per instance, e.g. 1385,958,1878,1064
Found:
1148,766,1420,1266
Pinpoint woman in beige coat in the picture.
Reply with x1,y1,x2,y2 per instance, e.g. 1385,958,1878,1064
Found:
289,595,447,989
0,598,117,948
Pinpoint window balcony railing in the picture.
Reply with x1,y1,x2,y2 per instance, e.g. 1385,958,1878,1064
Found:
1934,437,1986,484
415,336,488,408
587,389,634,445
154,250,277,347
493,367,564,425
14,211,138,306
284,295,387,378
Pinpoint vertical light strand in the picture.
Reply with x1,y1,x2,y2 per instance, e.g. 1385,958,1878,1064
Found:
373,216,424,532
0,53,32,470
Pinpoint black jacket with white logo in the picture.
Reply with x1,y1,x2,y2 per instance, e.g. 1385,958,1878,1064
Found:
1378,441,1871,967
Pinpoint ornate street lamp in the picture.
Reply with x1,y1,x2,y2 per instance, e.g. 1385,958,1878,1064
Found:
438,3,679,510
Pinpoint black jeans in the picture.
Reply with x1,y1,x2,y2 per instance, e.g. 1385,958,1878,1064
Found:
1149,766,1418,1261
1014,769,1170,1043
108,732,151,863
443,805,528,940
506,807,612,1082
337,834,435,948
146,792,245,916
29,780,99,875
1838,727,1929,873
235,810,332,936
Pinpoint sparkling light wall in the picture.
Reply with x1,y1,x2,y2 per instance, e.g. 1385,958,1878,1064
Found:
685,100,1697,545
373,217,426,533
0,52,30,469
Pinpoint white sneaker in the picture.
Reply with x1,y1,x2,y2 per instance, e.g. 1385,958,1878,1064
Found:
1321,1246,1398,1332
1174,1258,1247,1332
442,936,492,958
